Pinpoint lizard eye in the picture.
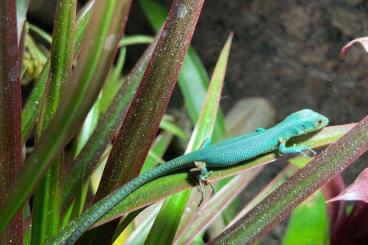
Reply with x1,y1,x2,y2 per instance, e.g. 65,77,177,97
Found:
318,119,323,125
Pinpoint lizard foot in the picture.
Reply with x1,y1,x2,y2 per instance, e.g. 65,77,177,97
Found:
294,145,317,159
202,179,215,195
190,162,215,206
278,138,317,159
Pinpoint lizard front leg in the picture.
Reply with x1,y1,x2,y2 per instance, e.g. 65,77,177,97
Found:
278,138,316,158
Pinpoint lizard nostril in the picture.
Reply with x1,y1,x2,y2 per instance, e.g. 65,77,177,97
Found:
318,119,323,125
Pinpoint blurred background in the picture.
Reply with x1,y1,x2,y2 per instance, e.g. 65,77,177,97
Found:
28,0,368,123
27,0,368,243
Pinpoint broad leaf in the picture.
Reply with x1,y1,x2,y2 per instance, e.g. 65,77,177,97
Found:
282,191,329,245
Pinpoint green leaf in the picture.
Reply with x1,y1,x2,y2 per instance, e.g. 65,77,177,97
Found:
21,33,48,83
67,98,101,220
175,168,263,244
0,0,133,232
119,35,153,46
61,38,156,207
22,60,49,141
139,0,166,31
16,0,29,41
140,0,225,141
30,1,76,244
224,125,356,229
215,98,275,228
175,98,275,242
75,102,101,156
123,205,161,245
112,209,143,243
61,38,157,241
21,1,93,142
46,125,336,243
98,35,153,115
228,164,298,227
50,1,206,243
28,0,92,47
93,0,205,202
99,48,126,114
0,1,23,243
145,33,233,245
159,115,189,141
112,132,173,239
210,119,368,244
94,124,351,227
141,132,173,173
28,23,52,44
282,191,329,245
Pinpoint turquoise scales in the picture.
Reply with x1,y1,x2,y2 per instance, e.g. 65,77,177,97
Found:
52,109,329,244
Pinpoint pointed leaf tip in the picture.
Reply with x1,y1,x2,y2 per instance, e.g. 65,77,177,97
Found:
341,37,368,57
328,168,368,203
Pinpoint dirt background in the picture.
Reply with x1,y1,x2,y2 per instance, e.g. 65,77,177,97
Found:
192,0,368,123
29,0,368,244
28,1,368,124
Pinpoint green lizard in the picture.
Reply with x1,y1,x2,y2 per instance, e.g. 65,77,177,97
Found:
51,109,329,244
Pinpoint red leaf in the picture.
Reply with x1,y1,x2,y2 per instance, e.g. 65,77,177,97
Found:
331,202,368,245
328,168,368,203
341,37,368,57
321,175,346,235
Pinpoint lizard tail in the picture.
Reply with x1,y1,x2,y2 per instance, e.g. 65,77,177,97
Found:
63,153,197,244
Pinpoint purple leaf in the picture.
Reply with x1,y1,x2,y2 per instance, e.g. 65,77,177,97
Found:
0,0,23,243
321,175,346,235
328,168,368,203
331,202,368,245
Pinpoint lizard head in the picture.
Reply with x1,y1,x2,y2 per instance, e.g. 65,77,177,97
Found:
285,109,329,135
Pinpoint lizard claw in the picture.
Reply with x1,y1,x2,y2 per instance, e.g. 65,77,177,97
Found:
190,162,215,206
198,180,205,206
279,141,316,159
202,178,215,195
309,148,317,156
298,150,310,159
197,179,215,207
297,147,317,159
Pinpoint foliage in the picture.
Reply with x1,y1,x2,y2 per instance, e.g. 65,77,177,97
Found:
0,0,367,244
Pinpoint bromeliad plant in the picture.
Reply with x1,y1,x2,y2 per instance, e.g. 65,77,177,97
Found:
0,0,368,244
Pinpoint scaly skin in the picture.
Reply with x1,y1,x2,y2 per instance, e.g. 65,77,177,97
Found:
51,109,329,244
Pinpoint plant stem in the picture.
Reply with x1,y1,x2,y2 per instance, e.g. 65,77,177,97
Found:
0,0,23,243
